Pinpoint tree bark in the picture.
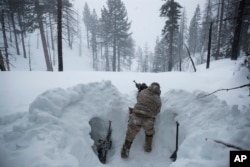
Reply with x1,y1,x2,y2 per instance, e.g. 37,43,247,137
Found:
118,46,121,72
215,0,225,60
35,0,53,71
0,50,6,71
49,13,55,51
112,36,117,71
206,22,213,69
105,44,109,71
1,9,10,71
57,0,63,71
10,12,20,56
17,11,27,58
184,43,196,72
231,0,246,60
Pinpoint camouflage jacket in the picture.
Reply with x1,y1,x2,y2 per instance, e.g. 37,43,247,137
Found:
133,83,162,118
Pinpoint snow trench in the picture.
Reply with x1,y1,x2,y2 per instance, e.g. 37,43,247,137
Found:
0,81,249,167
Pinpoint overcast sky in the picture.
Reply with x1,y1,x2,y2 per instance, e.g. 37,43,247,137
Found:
76,0,206,52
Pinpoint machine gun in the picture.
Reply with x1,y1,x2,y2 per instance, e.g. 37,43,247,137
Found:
133,80,148,93
97,121,112,164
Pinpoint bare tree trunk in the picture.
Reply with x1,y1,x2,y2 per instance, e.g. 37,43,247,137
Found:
105,44,109,71
0,50,6,71
49,13,55,51
49,13,56,65
17,12,27,58
216,0,225,60
45,18,53,68
168,32,173,71
28,36,32,71
66,8,72,49
178,17,184,71
206,22,213,69
10,12,20,56
20,31,27,58
118,47,121,72
39,21,53,71
7,14,12,43
1,10,10,71
35,0,53,71
231,0,246,60
57,0,63,71
112,36,117,71
184,43,196,72
77,10,82,57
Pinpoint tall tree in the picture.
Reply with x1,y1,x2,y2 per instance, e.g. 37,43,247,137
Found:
118,36,135,71
89,9,99,70
83,2,91,49
240,2,250,56
215,0,225,60
153,37,163,72
136,46,143,72
1,9,10,70
178,8,188,70
104,0,132,71
100,7,111,71
231,0,247,60
35,0,53,71
6,0,20,56
142,43,149,72
57,0,63,71
200,0,213,61
160,0,182,71
188,5,201,55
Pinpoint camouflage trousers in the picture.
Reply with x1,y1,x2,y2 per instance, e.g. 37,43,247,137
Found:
125,112,155,142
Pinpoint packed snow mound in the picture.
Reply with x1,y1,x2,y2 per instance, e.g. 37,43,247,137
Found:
0,81,132,167
163,90,250,167
28,81,129,123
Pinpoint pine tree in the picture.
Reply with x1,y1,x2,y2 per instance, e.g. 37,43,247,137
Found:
178,8,188,70
136,46,143,72
188,5,201,55
153,37,167,72
1,0,74,71
57,0,63,71
142,43,149,72
215,0,225,60
153,37,161,72
200,0,213,59
83,2,91,49
160,0,182,71
118,36,135,71
102,0,132,71
231,0,247,60
89,9,99,70
35,0,53,71
100,7,111,71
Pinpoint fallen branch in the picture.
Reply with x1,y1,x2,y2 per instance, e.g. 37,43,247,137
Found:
184,43,196,72
205,138,249,151
199,83,250,98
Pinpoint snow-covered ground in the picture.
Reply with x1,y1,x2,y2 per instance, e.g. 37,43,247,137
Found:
0,57,249,167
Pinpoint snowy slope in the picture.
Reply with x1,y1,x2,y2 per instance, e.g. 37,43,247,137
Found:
0,58,250,167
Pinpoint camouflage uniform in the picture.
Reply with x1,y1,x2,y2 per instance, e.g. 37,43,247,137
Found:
121,82,162,158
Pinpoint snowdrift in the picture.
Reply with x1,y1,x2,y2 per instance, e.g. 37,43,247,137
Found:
1,79,249,167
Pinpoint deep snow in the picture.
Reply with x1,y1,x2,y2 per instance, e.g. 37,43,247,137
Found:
0,58,250,167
